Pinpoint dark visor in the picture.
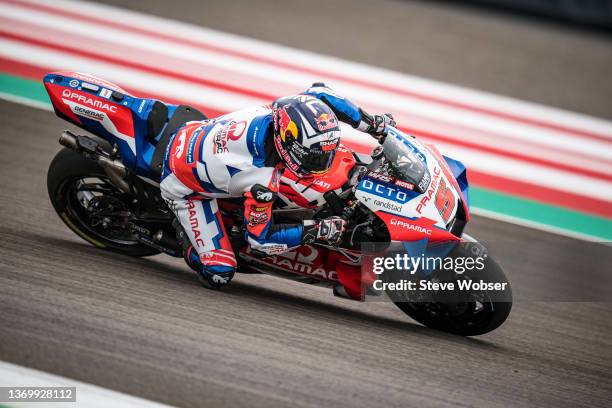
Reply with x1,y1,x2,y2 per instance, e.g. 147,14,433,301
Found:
289,146,336,174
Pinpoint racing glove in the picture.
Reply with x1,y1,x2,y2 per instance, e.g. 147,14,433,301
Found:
302,216,347,246
359,110,396,140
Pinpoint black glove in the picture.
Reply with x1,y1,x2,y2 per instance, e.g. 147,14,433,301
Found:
303,216,347,245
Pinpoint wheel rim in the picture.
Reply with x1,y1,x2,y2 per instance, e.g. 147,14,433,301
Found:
62,176,141,246
408,292,497,332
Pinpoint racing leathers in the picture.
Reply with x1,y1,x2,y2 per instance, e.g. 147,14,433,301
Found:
160,83,394,288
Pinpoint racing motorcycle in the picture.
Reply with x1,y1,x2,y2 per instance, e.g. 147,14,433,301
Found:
44,71,512,336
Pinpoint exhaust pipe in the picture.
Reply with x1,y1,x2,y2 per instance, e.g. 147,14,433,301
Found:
59,130,130,193
59,130,78,150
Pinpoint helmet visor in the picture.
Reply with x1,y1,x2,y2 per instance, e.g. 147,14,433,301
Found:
300,148,336,174
288,143,337,174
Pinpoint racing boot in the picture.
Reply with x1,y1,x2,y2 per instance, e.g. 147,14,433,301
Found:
172,219,235,290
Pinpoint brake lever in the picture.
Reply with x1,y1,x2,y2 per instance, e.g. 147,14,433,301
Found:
315,242,361,264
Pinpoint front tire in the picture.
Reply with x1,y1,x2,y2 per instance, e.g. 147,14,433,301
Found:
47,147,160,257
393,252,512,336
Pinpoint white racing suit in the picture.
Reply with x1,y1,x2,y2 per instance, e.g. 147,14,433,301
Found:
160,84,383,286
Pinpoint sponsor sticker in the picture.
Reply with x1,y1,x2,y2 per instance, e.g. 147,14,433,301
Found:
389,217,432,235
62,89,117,113
367,171,394,183
99,88,112,99
361,179,410,203
416,167,441,214
186,127,203,164
255,190,274,202
374,199,403,213
315,113,338,131
249,210,269,226
395,179,415,190
73,105,104,121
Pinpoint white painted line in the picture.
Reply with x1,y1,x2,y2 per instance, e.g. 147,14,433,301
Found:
0,91,50,111
0,360,175,408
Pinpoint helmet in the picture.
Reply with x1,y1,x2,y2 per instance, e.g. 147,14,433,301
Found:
272,95,341,176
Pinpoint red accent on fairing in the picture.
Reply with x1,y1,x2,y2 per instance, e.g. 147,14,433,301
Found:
314,145,356,189
376,211,459,243
279,182,312,207
44,82,80,124
44,80,134,138
279,144,356,208
426,144,470,222
235,233,366,300
240,245,337,281
328,251,368,301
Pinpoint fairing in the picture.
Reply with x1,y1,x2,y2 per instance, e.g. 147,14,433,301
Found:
355,127,470,243
43,71,172,179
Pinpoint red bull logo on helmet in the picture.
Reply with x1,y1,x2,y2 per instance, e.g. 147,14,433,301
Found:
276,106,298,142
315,113,338,132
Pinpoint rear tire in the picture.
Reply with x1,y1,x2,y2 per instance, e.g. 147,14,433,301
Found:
47,147,160,257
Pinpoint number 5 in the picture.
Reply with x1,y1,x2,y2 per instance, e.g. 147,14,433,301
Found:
435,178,455,223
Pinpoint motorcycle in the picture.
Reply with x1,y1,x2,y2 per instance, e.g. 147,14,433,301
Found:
44,71,512,336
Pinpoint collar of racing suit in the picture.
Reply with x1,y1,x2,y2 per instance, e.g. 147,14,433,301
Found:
264,120,282,168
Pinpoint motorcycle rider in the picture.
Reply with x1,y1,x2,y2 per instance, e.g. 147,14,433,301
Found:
160,83,395,289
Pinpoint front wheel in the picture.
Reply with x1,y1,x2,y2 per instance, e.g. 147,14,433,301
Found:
393,251,512,336
47,147,160,257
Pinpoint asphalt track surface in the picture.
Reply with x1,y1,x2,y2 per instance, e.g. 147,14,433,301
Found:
1,1,612,407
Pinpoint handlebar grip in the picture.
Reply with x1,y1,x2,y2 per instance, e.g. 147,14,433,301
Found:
323,191,345,217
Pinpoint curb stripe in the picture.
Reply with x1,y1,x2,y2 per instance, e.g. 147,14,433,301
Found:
0,4,609,165
470,188,612,241
1,27,610,183
2,52,611,216
0,0,610,206
1,72,610,241
7,0,612,144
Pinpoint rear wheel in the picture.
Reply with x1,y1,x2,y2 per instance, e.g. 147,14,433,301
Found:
47,147,160,257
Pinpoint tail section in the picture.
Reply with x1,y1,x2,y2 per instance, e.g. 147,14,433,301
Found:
43,71,167,176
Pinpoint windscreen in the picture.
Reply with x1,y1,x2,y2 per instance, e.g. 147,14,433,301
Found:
382,131,429,192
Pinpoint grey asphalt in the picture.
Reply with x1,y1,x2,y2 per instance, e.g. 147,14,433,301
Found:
1,0,612,407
